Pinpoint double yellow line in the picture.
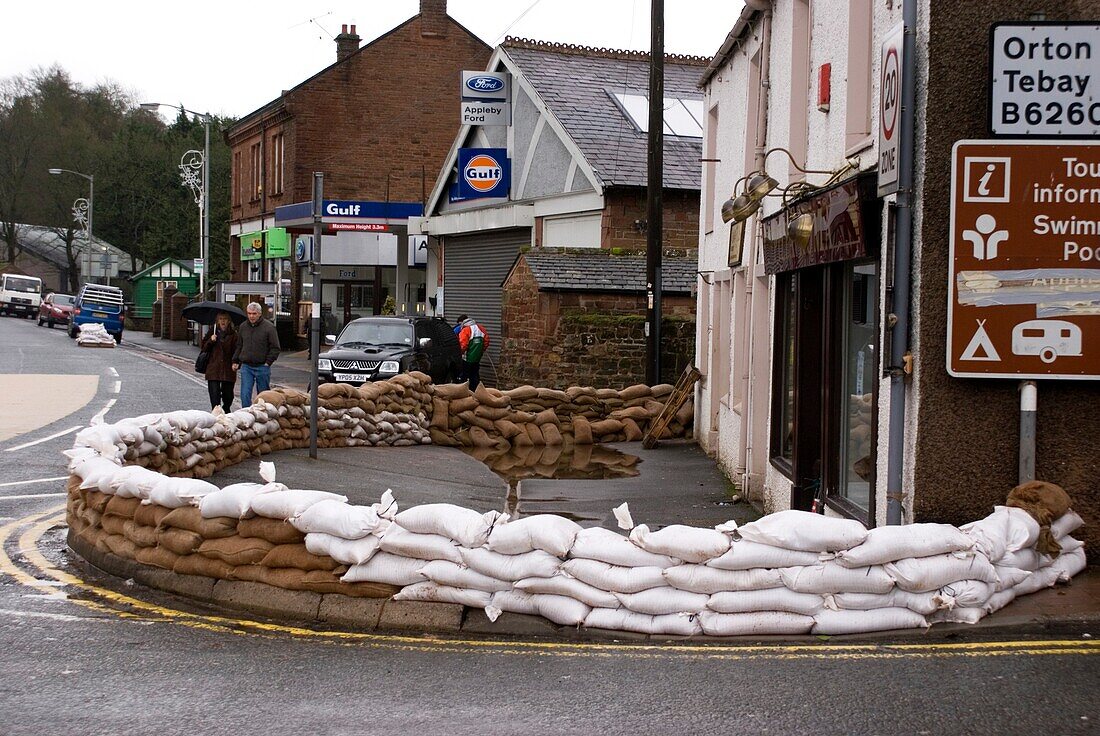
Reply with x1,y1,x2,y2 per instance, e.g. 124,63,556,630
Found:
2,506,1097,660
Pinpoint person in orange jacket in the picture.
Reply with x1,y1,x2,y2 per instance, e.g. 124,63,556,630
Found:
457,316,489,390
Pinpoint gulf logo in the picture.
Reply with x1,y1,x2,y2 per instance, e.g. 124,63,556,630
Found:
463,154,504,194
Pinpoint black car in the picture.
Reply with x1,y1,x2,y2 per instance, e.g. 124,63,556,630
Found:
317,316,462,386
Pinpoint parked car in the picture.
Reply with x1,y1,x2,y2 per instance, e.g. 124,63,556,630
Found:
0,273,42,318
37,292,75,328
69,283,126,343
317,316,462,386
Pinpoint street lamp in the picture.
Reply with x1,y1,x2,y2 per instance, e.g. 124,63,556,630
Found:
141,102,211,298
48,168,99,283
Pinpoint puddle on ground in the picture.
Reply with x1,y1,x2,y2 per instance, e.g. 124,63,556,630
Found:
459,443,640,516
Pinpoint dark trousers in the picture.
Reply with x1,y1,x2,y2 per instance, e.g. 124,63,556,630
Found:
207,380,234,412
466,361,481,391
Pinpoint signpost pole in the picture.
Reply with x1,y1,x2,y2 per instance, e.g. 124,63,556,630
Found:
1018,381,1037,483
309,173,324,460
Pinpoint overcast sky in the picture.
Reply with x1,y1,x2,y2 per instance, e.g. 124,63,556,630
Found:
2,1,743,119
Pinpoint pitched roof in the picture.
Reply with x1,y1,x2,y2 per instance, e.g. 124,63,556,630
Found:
502,38,706,190
517,248,695,294
13,224,138,271
128,257,194,281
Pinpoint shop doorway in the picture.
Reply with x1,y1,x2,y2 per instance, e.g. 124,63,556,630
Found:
321,281,376,337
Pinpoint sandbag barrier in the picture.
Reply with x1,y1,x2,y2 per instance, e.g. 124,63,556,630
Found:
64,402,1087,636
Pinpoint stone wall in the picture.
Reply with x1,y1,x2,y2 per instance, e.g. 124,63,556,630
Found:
500,257,695,389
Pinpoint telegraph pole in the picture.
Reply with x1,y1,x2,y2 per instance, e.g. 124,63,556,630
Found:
309,172,324,459
645,0,665,385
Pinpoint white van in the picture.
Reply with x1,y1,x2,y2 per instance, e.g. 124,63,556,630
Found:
0,273,42,318
1011,319,1083,364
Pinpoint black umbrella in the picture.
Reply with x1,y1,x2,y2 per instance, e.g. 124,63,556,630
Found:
181,301,247,326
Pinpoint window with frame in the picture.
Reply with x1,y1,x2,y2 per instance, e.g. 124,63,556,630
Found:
272,133,284,194
249,143,261,201
232,151,241,206
156,280,178,301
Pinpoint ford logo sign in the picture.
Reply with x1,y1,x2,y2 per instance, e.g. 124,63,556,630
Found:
466,76,505,93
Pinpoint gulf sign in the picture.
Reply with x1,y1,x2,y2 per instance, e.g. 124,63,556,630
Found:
457,148,510,200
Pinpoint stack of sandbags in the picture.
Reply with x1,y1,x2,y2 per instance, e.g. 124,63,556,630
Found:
76,322,116,347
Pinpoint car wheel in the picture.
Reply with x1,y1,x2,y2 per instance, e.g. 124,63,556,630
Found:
69,325,78,339
47,318,55,328
37,316,44,326
113,333,122,344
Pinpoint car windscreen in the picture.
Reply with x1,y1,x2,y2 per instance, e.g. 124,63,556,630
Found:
337,321,413,347
4,277,40,293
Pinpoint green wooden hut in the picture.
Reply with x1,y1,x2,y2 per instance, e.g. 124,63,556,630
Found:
128,258,198,318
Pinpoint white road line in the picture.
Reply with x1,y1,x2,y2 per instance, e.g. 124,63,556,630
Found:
0,493,67,501
107,367,118,377
0,608,97,623
110,380,121,394
3,426,84,452
0,477,68,488
131,351,206,387
90,398,116,425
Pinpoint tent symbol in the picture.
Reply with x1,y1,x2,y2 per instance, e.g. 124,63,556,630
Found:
961,319,1001,361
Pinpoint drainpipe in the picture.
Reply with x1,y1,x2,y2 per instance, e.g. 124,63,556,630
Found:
885,0,918,525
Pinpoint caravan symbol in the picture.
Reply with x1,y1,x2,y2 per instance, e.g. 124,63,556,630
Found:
1011,319,1082,364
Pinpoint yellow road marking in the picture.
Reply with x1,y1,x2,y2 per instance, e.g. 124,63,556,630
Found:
4,507,1098,660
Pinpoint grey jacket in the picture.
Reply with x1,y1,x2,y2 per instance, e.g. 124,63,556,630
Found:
232,318,280,366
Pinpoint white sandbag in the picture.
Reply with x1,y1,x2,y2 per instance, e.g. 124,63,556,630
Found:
77,457,127,492
64,446,101,469
708,588,826,617
885,552,999,592
393,582,492,609
612,502,634,531
1058,536,1085,554
379,525,463,564
698,610,814,636
1011,565,1060,597
487,514,581,558
663,564,782,594
199,482,284,519
992,565,1032,592
628,524,731,564
569,527,678,568
930,607,986,624
341,552,427,586
561,559,666,594
835,523,974,568
258,461,276,483
250,489,348,520
485,590,591,626
707,541,823,571
983,588,1017,614
292,499,381,540
394,503,504,548
737,510,869,552
812,607,927,635
109,465,162,499
960,506,1040,561
1050,546,1087,582
513,575,620,609
143,477,219,509
584,608,701,636
418,560,512,593
934,579,997,609
614,586,709,616
780,563,895,595
305,532,381,566
372,489,399,520
458,547,562,582
827,589,941,616
999,548,1042,572
1051,510,1084,540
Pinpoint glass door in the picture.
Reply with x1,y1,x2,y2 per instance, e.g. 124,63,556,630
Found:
347,282,375,323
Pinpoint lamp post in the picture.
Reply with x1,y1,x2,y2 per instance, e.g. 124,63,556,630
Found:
141,102,211,298
48,168,97,282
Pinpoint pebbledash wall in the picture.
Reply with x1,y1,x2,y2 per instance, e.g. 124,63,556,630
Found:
695,0,1098,560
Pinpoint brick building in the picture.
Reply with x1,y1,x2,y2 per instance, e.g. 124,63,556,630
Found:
411,39,706,386
225,0,490,343
500,249,696,389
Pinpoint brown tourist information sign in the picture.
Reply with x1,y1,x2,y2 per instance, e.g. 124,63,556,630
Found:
948,140,1100,380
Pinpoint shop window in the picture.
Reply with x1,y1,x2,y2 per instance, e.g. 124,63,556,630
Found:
704,103,719,234
773,274,798,465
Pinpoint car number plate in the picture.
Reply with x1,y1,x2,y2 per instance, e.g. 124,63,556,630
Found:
333,373,364,382
93,311,108,318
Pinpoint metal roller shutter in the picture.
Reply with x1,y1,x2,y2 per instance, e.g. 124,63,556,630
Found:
443,228,529,387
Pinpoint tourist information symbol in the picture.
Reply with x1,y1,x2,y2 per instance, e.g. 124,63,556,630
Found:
948,140,1100,380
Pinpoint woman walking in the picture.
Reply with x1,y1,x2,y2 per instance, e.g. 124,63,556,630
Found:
201,311,239,412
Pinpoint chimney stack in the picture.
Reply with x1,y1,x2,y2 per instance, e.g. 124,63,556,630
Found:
335,23,361,61
420,0,448,38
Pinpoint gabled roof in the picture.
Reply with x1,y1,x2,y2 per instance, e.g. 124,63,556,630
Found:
12,224,137,271
515,248,695,294
128,257,194,281
502,38,707,190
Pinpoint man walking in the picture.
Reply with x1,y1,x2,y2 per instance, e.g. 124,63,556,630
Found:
457,315,489,391
232,302,281,407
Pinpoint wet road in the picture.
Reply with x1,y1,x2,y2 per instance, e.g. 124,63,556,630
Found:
1,316,1097,736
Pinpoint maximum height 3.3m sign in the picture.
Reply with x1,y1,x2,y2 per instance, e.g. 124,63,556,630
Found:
947,140,1100,380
